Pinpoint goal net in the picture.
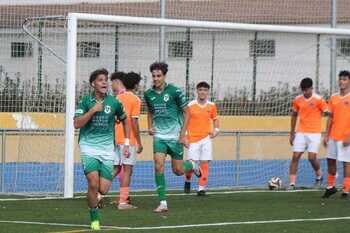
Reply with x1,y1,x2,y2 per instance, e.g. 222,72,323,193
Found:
3,13,350,197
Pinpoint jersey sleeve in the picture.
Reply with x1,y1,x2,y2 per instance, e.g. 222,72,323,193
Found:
175,88,188,109
115,100,127,121
211,104,218,119
131,98,141,118
292,98,299,112
74,96,88,118
319,98,328,112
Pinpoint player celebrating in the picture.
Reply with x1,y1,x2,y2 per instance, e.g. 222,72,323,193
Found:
181,81,219,196
114,72,143,210
74,68,130,230
323,70,350,198
144,62,199,213
288,78,327,189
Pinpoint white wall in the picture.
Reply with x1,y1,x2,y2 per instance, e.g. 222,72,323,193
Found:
1,25,350,99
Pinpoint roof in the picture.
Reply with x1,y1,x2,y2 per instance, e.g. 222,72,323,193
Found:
1,0,350,28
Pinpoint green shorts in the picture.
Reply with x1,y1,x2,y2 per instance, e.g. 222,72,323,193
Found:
153,138,184,160
81,155,114,181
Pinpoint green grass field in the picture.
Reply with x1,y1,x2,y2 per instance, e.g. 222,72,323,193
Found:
0,190,349,233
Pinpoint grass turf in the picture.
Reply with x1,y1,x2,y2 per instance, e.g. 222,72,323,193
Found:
0,190,349,233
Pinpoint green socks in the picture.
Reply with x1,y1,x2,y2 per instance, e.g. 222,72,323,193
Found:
155,173,166,201
89,207,100,222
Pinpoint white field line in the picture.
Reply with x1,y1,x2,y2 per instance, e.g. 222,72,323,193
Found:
0,189,320,202
1,216,350,231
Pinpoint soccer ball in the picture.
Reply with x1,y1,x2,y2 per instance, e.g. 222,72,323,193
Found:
268,176,282,190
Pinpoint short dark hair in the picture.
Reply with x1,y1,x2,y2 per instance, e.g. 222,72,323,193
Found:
89,68,108,84
338,70,350,78
300,77,313,90
110,71,126,82
196,81,210,89
149,62,168,75
122,72,142,90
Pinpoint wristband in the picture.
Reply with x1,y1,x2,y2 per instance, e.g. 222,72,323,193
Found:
124,138,130,146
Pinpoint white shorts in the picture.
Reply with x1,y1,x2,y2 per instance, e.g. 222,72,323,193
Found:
292,133,321,154
326,139,350,162
187,136,213,161
114,145,137,166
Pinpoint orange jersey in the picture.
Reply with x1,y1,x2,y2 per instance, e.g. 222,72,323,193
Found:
187,100,217,143
115,91,141,145
292,94,327,133
328,93,350,141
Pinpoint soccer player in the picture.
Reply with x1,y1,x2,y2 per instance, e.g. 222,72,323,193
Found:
322,70,350,198
181,81,219,196
144,62,199,213
74,68,130,230
288,78,327,189
114,72,143,210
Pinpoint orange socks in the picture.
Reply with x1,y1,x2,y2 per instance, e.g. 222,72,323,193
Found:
198,162,209,188
342,177,350,193
119,187,129,204
327,174,336,188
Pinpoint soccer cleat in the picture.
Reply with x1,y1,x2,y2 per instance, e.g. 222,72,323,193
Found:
314,177,323,189
184,181,191,194
90,220,101,230
118,203,138,210
197,190,206,196
287,184,296,191
322,187,338,198
153,204,168,213
341,192,349,199
111,196,132,206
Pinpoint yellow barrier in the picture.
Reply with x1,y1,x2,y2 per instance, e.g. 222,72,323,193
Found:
0,112,328,131
1,113,329,162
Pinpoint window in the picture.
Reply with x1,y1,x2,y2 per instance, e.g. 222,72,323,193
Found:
11,42,33,57
77,42,100,58
337,39,350,57
168,41,193,58
249,39,275,57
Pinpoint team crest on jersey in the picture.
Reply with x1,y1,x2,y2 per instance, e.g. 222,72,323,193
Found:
104,105,111,114
163,94,170,102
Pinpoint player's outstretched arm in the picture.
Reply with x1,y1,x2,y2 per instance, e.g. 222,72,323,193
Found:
74,101,102,129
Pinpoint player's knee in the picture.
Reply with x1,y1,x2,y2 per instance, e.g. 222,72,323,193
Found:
291,156,300,162
155,161,164,173
308,156,317,163
88,182,99,192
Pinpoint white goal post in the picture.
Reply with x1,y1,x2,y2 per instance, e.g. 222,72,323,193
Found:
65,13,350,198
